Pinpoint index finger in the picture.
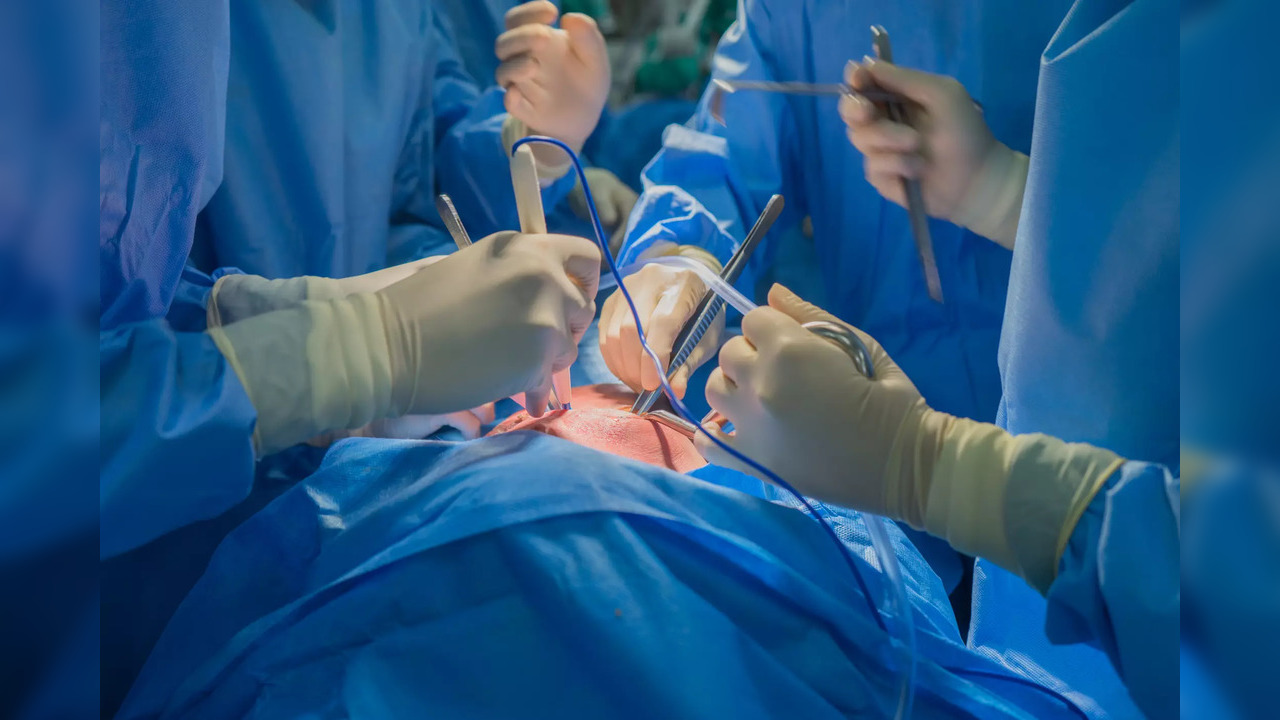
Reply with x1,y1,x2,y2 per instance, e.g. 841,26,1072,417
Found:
739,305,809,348
554,234,602,298
505,0,559,30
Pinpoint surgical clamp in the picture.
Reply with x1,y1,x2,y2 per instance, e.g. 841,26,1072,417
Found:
630,194,786,416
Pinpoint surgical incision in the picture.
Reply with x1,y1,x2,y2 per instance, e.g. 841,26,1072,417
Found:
488,384,706,473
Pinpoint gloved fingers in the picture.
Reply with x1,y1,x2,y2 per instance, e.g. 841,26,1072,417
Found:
858,58,955,109
863,151,925,181
766,284,838,325
471,402,498,425
639,280,699,391
740,305,812,351
504,0,559,30
552,233,603,297
497,21,557,62
866,171,908,207
703,366,749,428
442,410,484,440
524,374,552,418
715,335,757,388
694,423,759,477
837,91,877,127
560,13,608,66
671,313,725,397
600,292,640,392
669,364,692,399
496,54,540,88
503,79,552,118
845,118,921,155
592,185,619,226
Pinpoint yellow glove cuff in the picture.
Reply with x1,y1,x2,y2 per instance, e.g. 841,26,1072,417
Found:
951,146,1030,250
925,417,1125,593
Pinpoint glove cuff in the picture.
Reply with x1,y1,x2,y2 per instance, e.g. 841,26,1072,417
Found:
502,115,575,182
207,274,334,328
207,295,394,456
925,417,1125,593
952,145,1029,249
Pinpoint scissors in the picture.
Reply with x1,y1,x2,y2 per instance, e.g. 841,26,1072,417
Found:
645,319,878,440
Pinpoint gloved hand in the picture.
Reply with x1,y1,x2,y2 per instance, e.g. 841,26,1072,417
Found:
208,231,600,455
307,404,498,447
569,167,639,255
599,246,723,398
839,59,1029,248
206,255,447,328
698,284,1126,594
496,1,610,154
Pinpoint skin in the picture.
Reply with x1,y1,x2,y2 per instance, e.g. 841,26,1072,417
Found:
488,384,707,473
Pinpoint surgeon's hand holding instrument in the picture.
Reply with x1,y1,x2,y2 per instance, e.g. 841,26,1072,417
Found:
206,228,598,455
629,194,785,416
842,32,1029,252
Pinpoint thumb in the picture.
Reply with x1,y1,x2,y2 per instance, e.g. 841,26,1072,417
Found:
767,284,839,325
861,60,945,108
561,13,608,65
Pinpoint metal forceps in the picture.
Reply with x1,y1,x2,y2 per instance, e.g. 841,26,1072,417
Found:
705,28,944,304
646,319,878,440
630,194,786,416
707,79,903,124
871,25,944,303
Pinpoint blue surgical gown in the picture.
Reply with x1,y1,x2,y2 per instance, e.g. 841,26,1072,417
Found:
968,1,1180,718
618,0,1073,594
619,0,1073,424
118,433,1096,719
189,0,575,279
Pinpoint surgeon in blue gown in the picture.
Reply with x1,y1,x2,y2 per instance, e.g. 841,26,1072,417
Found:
694,1,1178,718
597,0,1075,593
187,0,611,280
100,0,606,713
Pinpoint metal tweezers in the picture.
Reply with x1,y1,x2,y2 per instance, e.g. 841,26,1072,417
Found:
630,194,786,416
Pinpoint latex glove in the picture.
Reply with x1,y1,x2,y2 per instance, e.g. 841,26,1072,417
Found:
208,231,600,455
599,246,724,398
839,59,1029,248
206,255,446,328
496,1,610,153
307,404,498,447
569,168,639,255
699,284,1126,593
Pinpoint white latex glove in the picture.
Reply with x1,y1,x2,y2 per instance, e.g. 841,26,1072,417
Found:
839,59,1029,248
599,246,723,398
569,168,639,255
206,255,447,328
307,404,498,447
208,231,600,455
496,1,610,153
698,284,1126,594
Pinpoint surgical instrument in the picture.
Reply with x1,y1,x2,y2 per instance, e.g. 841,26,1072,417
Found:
707,79,904,124
680,320,877,437
435,194,472,248
630,194,785,416
510,145,567,411
871,25,944,303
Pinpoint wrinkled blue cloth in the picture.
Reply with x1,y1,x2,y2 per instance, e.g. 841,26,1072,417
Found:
967,1,1180,718
190,0,575,280
619,0,1073,424
120,434,1091,719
